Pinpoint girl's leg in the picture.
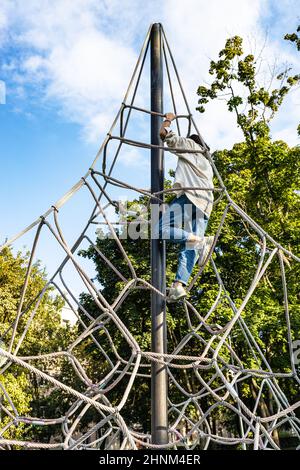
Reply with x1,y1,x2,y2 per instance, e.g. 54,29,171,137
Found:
175,205,208,285
156,194,191,243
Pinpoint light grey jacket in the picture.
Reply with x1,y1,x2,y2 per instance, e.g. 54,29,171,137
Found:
164,131,214,217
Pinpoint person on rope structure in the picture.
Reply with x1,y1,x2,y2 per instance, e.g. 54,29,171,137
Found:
156,112,214,302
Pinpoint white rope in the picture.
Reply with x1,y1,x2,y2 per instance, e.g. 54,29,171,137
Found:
0,23,299,451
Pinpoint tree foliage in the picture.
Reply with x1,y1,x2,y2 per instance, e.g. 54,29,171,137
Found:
284,24,300,136
0,247,73,441
197,35,300,143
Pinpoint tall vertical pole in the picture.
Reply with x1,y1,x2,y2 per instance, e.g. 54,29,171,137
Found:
150,23,168,445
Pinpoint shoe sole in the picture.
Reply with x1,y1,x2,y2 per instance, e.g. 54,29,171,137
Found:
167,293,187,303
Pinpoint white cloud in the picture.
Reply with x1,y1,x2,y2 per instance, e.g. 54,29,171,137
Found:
0,8,7,31
0,1,9,46
0,0,140,141
118,147,149,168
42,29,137,140
0,0,299,147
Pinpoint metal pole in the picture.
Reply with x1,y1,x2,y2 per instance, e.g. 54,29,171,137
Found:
150,22,168,446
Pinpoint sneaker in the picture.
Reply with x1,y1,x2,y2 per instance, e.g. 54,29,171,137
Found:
167,283,187,303
187,235,214,265
198,235,214,266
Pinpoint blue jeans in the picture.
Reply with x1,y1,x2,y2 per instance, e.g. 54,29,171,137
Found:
154,194,208,285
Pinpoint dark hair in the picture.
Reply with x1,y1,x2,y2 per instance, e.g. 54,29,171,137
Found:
188,134,210,151
188,134,202,145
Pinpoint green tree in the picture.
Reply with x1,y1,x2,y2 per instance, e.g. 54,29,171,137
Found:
0,247,73,442
285,25,300,50
197,35,300,143
284,24,300,136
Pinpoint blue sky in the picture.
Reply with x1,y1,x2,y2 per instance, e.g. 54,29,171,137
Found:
0,0,299,287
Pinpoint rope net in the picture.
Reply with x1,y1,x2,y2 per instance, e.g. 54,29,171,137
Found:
0,24,300,450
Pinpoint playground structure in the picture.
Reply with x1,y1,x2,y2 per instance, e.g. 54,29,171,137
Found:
0,23,300,450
